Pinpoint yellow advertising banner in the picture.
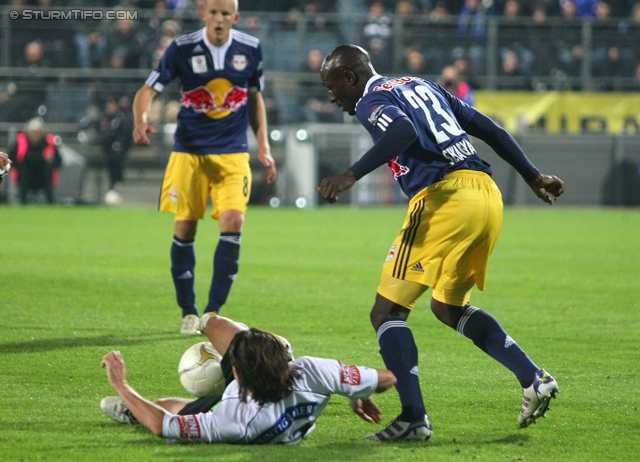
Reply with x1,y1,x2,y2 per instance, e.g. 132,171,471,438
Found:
474,92,640,135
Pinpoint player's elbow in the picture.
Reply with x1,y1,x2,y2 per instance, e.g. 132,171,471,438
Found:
375,369,397,393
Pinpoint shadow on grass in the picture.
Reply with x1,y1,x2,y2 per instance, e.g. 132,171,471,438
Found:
429,431,531,448
95,434,532,460
0,332,187,354
149,441,384,461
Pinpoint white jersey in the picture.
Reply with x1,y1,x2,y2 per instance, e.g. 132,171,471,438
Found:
162,356,379,444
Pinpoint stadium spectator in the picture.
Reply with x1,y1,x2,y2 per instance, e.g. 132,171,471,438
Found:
560,0,598,18
74,30,105,69
8,117,62,205
0,152,11,187
526,2,556,77
498,0,535,76
150,19,181,69
93,48,140,110
24,0,76,67
0,41,48,123
452,56,480,89
428,1,450,19
102,17,148,69
97,97,134,204
498,49,532,89
555,0,584,85
299,49,342,123
454,0,488,74
317,44,563,440
617,3,640,75
397,1,449,74
559,0,579,17
437,64,474,104
362,1,393,73
395,0,417,16
401,49,429,75
100,313,397,444
592,2,627,85
132,0,277,335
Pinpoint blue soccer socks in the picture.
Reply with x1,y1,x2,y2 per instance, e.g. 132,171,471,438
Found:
456,305,539,388
205,232,241,314
170,236,198,317
377,317,426,422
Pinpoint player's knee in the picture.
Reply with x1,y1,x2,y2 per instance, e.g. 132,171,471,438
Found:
174,220,197,240
370,294,409,330
219,210,244,232
430,297,464,328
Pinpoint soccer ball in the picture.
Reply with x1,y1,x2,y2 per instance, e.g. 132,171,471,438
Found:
178,342,226,397
103,189,123,206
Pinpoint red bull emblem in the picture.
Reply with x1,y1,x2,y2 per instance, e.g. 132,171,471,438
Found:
180,78,248,119
385,244,396,262
220,86,247,111
180,86,216,113
387,157,410,179
232,54,248,71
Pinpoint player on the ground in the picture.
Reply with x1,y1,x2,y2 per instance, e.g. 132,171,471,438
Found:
316,45,564,441
100,313,397,444
132,0,276,335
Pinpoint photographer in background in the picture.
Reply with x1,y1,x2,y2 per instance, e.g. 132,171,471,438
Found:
8,117,62,205
438,64,475,105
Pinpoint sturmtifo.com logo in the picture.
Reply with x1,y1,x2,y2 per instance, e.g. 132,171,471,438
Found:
10,9,138,20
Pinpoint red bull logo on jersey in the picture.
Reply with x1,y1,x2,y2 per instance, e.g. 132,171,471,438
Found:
180,78,247,120
385,244,396,262
232,54,248,71
373,76,418,92
387,157,410,179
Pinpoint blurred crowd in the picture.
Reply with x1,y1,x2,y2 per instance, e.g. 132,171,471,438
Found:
1,0,640,127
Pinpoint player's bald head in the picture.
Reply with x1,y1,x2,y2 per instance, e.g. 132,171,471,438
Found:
321,44,375,80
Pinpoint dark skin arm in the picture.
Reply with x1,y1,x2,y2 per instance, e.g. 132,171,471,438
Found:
527,173,565,205
315,170,357,203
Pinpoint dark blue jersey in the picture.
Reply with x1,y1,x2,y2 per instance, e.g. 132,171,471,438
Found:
355,75,492,199
145,28,264,155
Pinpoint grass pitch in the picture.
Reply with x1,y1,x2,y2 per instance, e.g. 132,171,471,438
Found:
0,205,639,461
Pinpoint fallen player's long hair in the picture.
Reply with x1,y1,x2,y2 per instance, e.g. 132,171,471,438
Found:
228,328,301,405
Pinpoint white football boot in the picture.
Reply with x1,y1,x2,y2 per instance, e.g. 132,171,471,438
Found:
518,369,559,428
100,397,137,424
180,314,200,335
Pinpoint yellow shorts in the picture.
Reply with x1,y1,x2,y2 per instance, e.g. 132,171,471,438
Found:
159,152,251,221
377,170,503,308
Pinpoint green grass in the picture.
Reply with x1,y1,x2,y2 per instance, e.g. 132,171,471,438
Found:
1,205,639,461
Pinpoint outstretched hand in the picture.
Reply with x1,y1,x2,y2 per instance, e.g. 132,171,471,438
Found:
316,170,357,203
349,398,382,424
527,173,565,205
101,350,128,389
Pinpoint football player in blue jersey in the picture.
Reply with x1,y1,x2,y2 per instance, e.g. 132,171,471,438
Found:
317,45,564,441
132,0,276,335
